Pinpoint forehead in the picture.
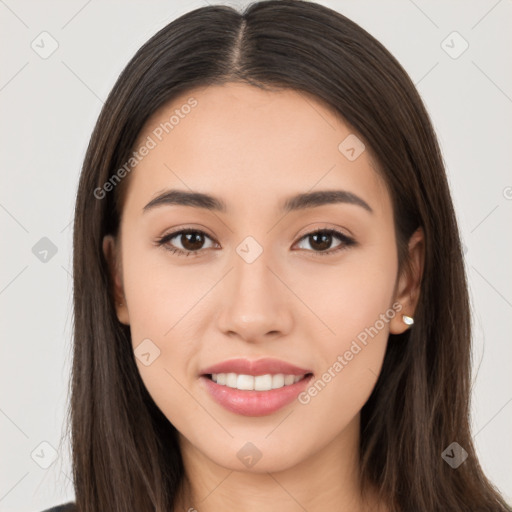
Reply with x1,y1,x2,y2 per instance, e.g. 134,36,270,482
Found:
124,82,390,218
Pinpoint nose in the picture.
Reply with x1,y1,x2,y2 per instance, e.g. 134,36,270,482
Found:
216,246,294,344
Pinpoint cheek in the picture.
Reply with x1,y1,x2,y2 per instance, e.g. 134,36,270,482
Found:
293,238,398,349
121,233,213,341
293,243,397,416
119,238,209,416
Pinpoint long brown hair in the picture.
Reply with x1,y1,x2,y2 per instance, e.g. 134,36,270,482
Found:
67,1,511,511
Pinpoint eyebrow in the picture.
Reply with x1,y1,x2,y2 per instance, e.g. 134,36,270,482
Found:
142,189,373,215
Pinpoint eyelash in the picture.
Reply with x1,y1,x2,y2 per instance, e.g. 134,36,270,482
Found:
155,227,357,258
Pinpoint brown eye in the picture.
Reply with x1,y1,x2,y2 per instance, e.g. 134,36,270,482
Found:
178,231,206,251
156,229,216,256
295,229,356,256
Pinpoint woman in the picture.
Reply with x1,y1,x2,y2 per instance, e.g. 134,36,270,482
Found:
45,1,511,511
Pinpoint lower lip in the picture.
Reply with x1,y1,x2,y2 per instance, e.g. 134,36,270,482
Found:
199,374,314,417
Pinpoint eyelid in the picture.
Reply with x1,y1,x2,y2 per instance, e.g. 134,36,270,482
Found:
293,221,355,240
157,224,217,242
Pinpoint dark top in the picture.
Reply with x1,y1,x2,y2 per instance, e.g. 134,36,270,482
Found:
40,502,76,512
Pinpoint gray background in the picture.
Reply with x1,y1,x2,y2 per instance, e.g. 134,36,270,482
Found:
1,1,511,511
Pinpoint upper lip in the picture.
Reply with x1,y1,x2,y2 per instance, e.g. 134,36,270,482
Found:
200,358,313,377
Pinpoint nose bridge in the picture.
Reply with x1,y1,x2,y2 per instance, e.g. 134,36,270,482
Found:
216,235,292,340
232,235,279,313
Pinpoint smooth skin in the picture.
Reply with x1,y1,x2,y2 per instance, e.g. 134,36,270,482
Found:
103,83,424,512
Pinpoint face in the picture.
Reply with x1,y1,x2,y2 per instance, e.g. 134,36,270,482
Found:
103,83,423,474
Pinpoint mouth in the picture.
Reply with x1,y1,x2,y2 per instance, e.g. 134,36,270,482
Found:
203,372,314,391
199,372,315,416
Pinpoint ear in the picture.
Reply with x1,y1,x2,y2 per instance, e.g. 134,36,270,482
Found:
389,227,424,335
102,234,130,325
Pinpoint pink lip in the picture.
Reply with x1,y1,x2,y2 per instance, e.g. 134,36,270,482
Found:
199,373,314,416
200,357,312,376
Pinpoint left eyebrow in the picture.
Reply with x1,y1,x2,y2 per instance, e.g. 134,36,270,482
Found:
142,188,373,215
281,190,373,214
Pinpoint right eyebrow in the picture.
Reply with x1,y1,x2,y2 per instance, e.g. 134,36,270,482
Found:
143,189,227,214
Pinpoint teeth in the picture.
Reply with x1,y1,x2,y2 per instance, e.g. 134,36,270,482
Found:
284,374,295,386
210,373,306,391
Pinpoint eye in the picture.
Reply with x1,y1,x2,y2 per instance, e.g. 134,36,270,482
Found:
294,229,356,256
156,227,356,257
155,229,217,257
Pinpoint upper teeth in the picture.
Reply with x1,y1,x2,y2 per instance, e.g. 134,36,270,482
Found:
211,373,304,391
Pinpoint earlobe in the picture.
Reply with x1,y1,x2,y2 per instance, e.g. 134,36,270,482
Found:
389,227,425,335
102,234,130,325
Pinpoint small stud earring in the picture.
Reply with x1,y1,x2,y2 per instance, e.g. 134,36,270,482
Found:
402,314,414,326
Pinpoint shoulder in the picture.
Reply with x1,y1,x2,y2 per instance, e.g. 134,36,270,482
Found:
40,502,76,512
